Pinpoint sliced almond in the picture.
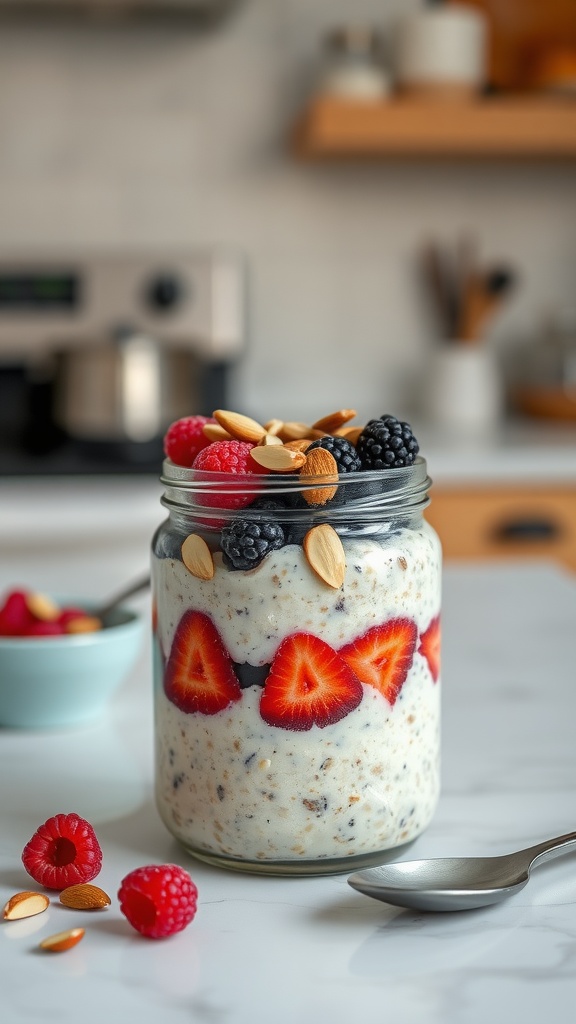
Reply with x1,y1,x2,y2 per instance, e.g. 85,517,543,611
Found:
258,432,284,446
277,421,313,442
59,884,111,911
263,418,284,436
249,445,307,472
312,408,357,433
303,524,346,589
65,615,102,634
40,927,85,953
3,891,50,921
202,423,232,442
213,409,266,443
283,438,312,453
334,425,363,445
25,591,60,621
181,533,215,581
299,447,339,506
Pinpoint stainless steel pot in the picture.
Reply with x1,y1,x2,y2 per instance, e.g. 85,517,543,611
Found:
53,330,201,443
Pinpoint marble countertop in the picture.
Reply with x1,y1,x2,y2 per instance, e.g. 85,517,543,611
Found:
2,560,576,1024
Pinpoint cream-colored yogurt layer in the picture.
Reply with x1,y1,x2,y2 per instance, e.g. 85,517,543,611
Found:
153,523,441,864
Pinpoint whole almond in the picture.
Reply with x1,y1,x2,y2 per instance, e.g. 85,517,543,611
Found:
40,927,85,952
3,891,50,921
283,438,312,453
334,425,363,445
300,448,339,506
59,884,111,911
258,432,284,446
213,409,266,443
249,445,307,472
263,418,284,436
312,408,357,433
65,614,102,634
202,423,232,441
181,533,215,581
277,421,313,442
25,591,60,621
303,525,346,589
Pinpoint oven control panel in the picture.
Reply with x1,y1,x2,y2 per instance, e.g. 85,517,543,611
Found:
0,251,245,360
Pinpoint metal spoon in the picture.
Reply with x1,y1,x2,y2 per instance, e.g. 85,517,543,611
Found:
348,831,576,912
93,573,150,623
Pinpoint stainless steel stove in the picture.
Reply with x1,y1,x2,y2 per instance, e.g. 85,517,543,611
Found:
0,250,245,475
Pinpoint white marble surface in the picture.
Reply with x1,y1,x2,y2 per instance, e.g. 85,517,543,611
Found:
2,559,576,1024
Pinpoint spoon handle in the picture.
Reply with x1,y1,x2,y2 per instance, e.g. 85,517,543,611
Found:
524,831,576,871
97,574,151,619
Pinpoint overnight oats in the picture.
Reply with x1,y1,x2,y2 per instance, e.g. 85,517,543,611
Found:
152,409,441,875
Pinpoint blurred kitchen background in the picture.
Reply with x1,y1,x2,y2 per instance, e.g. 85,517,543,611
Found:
0,0,575,477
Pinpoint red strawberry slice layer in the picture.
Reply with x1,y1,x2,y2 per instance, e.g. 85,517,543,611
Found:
339,617,417,706
164,610,242,715
419,614,441,682
259,633,363,731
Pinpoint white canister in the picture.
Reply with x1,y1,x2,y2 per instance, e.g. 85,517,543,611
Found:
423,345,503,432
393,4,487,97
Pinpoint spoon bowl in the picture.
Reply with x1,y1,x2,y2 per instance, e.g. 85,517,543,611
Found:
348,831,576,912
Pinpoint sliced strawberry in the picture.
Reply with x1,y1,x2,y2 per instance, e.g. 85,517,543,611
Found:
419,614,441,682
164,610,242,715
339,617,417,706
259,633,363,731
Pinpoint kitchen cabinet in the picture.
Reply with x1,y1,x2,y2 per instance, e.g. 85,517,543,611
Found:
420,421,576,573
292,95,576,160
425,484,576,572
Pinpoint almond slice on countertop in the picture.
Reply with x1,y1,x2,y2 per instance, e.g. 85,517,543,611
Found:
303,524,346,590
3,891,50,921
40,928,85,953
312,408,357,433
25,591,60,621
258,432,284,446
249,445,307,472
59,884,111,911
213,409,266,443
202,423,232,442
334,425,363,445
299,447,339,506
181,533,215,581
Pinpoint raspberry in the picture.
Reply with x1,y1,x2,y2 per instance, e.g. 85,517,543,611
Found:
118,864,198,939
163,416,215,468
0,590,33,636
22,812,103,890
193,438,260,475
192,439,268,512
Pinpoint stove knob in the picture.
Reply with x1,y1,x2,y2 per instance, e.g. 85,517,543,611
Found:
146,273,186,312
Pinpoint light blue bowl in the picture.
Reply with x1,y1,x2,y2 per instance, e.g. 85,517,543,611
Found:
0,603,145,729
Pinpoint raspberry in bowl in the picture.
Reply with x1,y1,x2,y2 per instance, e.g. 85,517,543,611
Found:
0,589,144,728
152,409,441,875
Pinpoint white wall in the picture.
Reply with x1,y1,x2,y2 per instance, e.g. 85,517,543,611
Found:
0,0,574,425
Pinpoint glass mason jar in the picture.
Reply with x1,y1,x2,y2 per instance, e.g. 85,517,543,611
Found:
152,456,441,876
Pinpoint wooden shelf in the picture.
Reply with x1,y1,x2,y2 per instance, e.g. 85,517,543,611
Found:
292,95,576,159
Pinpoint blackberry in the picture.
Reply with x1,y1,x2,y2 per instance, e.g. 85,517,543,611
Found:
221,499,287,570
357,415,419,470
306,435,362,474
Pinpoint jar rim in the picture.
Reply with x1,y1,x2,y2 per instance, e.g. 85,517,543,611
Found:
160,456,431,524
